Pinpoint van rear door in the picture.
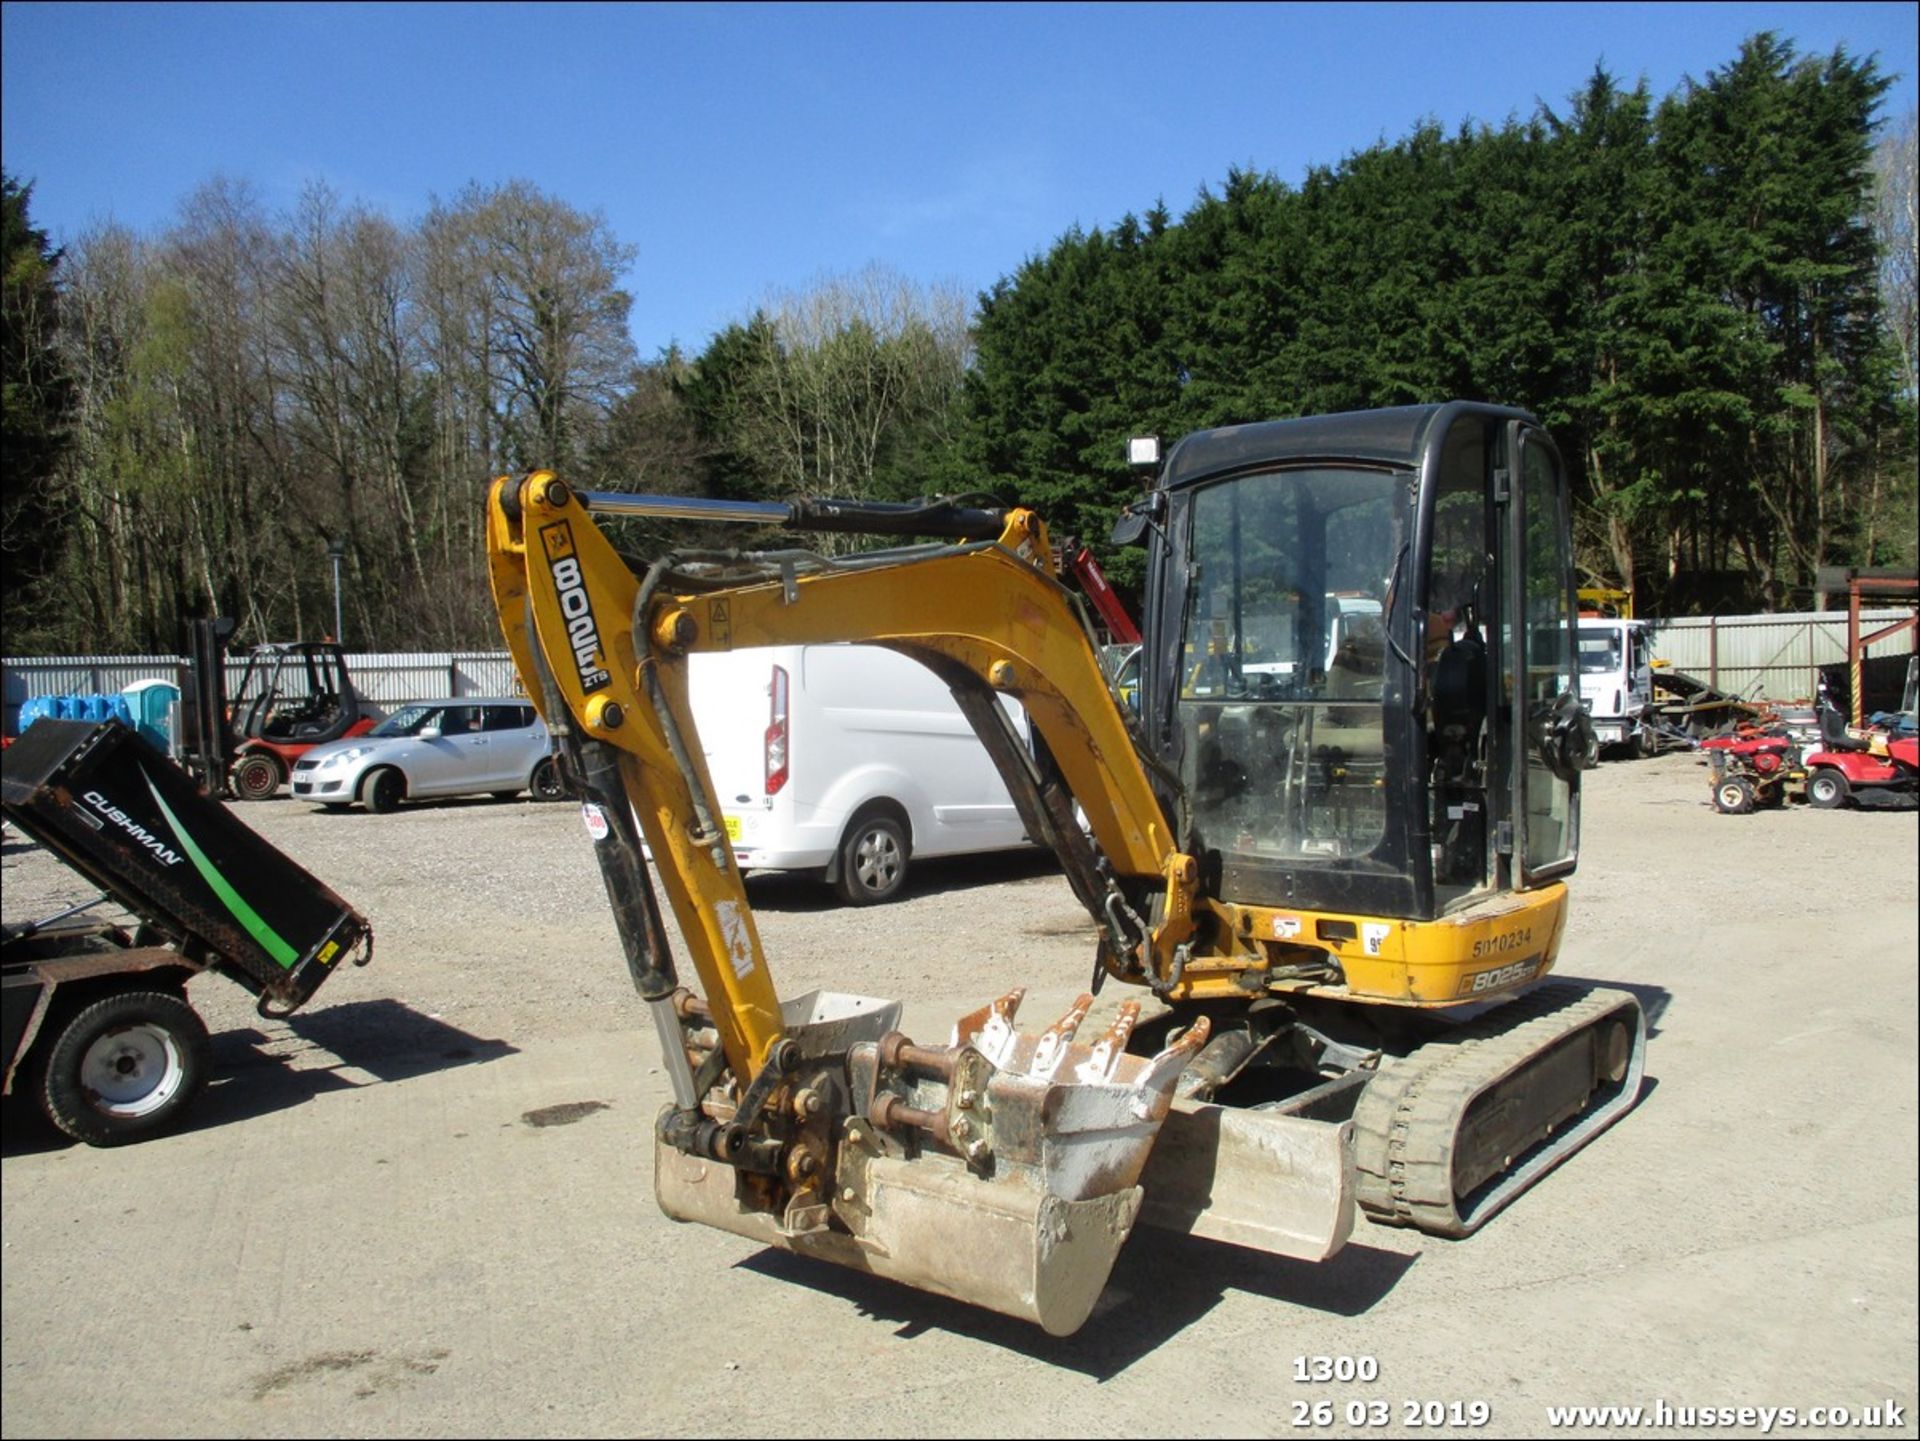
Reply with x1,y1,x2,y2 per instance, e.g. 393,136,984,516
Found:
688,651,787,831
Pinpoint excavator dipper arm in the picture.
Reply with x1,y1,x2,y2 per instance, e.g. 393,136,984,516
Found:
484,472,1235,1334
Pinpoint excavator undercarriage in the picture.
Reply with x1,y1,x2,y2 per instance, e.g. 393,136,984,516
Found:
485,402,1648,1335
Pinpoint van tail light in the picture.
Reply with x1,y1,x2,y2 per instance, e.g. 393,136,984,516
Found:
765,664,790,796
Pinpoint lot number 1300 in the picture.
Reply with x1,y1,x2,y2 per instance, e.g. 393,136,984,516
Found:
1293,1356,1379,1383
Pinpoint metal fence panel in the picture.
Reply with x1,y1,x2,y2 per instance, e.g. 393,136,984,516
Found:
8,611,1915,732
1647,609,1914,703
3,651,528,734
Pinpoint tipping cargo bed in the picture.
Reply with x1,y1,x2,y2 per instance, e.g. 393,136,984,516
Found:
2,719,371,1014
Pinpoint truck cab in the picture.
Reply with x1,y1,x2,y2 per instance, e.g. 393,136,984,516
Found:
1577,617,1656,757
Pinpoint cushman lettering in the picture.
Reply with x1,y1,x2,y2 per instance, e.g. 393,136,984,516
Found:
82,790,184,866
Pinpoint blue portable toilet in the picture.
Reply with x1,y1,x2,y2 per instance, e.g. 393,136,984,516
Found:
122,679,181,755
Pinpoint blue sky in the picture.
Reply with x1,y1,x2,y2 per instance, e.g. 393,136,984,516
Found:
5,2,1915,361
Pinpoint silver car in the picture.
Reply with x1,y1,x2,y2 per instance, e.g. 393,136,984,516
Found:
291,697,563,812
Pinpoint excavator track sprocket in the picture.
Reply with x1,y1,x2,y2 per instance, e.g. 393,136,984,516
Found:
1352,982,1645,1238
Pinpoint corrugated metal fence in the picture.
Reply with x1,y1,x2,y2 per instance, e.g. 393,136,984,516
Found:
2,651,522,735
6,610,1915,732
1644,609,1914,704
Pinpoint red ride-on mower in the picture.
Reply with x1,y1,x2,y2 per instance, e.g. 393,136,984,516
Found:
1800,703,1919,811
1702,731,1803,814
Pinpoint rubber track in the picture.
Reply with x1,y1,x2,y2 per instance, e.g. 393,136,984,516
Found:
1350,982,1646,1238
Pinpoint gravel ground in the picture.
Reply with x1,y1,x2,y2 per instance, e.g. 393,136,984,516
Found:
0,786,1103,1056
3,746,1916,1439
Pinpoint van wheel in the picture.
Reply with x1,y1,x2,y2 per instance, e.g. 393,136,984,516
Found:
361,767,405,813
835,813,909,905
39,990,210,1146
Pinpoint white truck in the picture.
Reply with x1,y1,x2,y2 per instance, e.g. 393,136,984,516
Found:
686,644,1033,903
1577,617,1658,757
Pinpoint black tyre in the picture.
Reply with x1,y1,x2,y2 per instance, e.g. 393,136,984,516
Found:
38,990,210,1146
1633,725,1657,759
361,766,405,813
231,751,282,801
1807,767,1851,810
1712,776,1756,815
530,756,567,802
834,812,909,905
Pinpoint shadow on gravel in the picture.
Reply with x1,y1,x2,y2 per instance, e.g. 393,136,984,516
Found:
1,999,516,1156
742,848,1065,913
737,1235,1417,1378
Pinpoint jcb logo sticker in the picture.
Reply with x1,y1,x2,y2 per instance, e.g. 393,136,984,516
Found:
539,521,610,692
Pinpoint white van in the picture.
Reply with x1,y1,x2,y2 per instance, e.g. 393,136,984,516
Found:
686,645,1033,903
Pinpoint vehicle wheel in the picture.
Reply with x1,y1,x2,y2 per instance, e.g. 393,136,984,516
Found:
1712,776,1756,815
231,751,282,801
530,756,567,802
1807,768,1851,810
1633,724,1657,759
361,767,405,813
38,990,210,1146
834,812,909,905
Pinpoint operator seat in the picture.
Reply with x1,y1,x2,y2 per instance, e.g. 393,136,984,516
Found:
1817,700,1871,753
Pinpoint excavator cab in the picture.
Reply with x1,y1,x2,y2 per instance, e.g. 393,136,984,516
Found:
1129,403,1591,921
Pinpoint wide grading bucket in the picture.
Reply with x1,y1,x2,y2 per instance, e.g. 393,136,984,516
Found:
655,989,1213,1335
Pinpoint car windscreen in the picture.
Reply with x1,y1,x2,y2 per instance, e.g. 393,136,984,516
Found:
368,703,443,737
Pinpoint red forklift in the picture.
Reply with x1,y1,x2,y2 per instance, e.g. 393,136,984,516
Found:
179,618,381,801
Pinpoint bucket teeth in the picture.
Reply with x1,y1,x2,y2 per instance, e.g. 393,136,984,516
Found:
1027,994,1093,1080
950,986,1025,1065
1073,1000,1143,1084
1129,1016,1214,1121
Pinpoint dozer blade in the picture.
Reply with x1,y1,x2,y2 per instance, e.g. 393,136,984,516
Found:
655,990,1210,1336
1137,1100,1355,1261
1351,982,1646,1237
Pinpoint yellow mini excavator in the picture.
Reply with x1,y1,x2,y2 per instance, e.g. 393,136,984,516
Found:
484,401,1646,1335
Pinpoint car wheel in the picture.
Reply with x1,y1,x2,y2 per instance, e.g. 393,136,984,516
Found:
38,990,210,1146
1807,768,1850,810
231,751,282,801
834,812,909,905
530,757,567,802
361,767,405,813
1712,776,1756,815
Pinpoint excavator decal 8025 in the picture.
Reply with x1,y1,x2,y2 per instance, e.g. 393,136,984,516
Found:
540,521,611,692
